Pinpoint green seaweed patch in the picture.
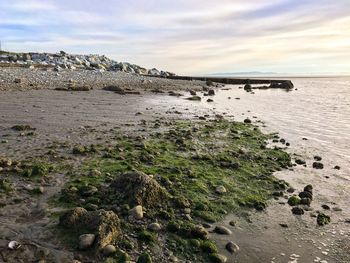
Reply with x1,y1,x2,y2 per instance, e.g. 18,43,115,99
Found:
55,119,292,262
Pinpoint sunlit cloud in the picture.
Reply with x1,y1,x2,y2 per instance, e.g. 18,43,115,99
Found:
0,0,349,75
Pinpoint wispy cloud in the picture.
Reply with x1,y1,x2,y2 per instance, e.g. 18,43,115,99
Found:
0,0,349,74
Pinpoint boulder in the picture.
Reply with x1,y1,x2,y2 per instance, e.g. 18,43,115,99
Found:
103,85,125,94
102,244,116,256
111,171,168,207
59,208,121,249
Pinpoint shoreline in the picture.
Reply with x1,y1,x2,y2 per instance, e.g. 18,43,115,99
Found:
0,68,348,263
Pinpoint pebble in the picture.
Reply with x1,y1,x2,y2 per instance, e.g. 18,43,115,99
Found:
148,222,162,232
215,185,227,194
102,244,116,256
214,225,232,235
79,234,95,250
225,241,239,253
129,205,143,220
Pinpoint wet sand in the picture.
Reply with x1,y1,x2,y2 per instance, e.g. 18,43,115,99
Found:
0,76,349,263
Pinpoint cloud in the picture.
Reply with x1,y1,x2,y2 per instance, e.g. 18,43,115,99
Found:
0,0,349,74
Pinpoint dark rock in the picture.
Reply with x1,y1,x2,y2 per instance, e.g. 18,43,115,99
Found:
314,156,322,161
303,184,313,194
207,99,214,102
299,191,313,199
312,162,324,169
300,198,312,206
208,89,215,96
288,196,301,206
317,213,331,226
334,165,340,170
279,223,288,228
322,204,330,210
243,118,251,124
103,85,125,94
292,207,304,215
295,159,306,165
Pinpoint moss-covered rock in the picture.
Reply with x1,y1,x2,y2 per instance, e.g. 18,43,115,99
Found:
288,196,301,206
317,213,331,226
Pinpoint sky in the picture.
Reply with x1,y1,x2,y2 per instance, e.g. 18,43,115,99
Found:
1,0,350,75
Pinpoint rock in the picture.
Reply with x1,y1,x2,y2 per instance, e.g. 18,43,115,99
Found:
186,96,201,101
148,222,162,232
60,208,121,249
322,204,330,210
80,185,98,197
292,207,304,215
303,184,313,194
209,254,227,263
317,213,331,226
300,197,312,206
287,187,296,193
191,225,208,240
207,99,214,102
189,90,196,95
225,241,239,253
102,244,116,256
313,162,324,169
314,156,322,161
111,171,168,207
37,186,45,194
208,89,215,96
244,84,252,91
129,205,143,220
14,78,23,84
288,196,301,206
334,165,340,170
244,118,251,124
295,159,306,165
79,234,95,250
214,226,232,235
0,157,12,167
59,207,88,227
137,253,153,263
215,185,227,194
299,191,313,199
103,85,125,94
229,220,236,227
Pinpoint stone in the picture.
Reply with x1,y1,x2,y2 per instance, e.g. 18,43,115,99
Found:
299,191,313,199
300,197,312,206
111,171,167,207
295,159,306,165
226,241,239,253
244,84,252,91
215,185,227,194
137,253,153,263
321,204,330,210
304,184,313,194
312,162,324,169
208,89,215,96
314,156,322,161
59,207,88,227
102,244,116,256
209,254,227,263
0,157,12,168
59,208,121,249
317,213,331,226
244,118,252,124
288,196,301,206
214,226,232,235
79,234,95,250
292,207,304,215
129,205,143,220
148,222,161,232
191,225,208,240
334,165,340,170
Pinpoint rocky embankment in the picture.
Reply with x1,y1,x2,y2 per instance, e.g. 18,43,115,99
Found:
0,50,174,76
